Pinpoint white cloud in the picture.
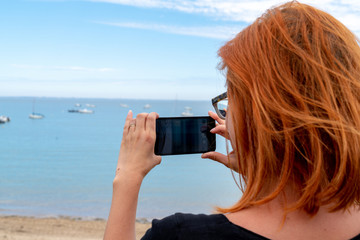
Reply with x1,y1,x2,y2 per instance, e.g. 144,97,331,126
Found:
10,64,115,72
89,0,360,21
90,0,281,22
53,66,115,72
90,0,360,36
98,21,240,39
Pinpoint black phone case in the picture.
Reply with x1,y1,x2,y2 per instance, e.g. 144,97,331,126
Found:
154,116,216,155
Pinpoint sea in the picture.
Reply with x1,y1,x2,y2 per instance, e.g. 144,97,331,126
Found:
0,97,241,220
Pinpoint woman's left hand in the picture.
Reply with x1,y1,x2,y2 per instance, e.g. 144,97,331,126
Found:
116,110,162,179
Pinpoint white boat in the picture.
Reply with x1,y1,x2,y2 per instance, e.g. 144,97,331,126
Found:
85,104,96,108
29,99,44,119
78,108,94,114
181,111,193,117
75,103,81,107
120,103,129,108
0,115,10,123
29,113,44,119
144,104,151,109
181,106,194,117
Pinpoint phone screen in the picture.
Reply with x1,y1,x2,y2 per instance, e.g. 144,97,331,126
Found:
155,116,216,155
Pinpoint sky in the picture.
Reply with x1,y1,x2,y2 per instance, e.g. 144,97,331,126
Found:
1,0,360,100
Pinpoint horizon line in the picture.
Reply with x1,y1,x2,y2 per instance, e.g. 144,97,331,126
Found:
0,95,212,102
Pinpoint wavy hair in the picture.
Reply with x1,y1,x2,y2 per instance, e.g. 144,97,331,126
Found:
218,1,360,215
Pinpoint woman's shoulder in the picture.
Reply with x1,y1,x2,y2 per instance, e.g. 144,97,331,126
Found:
141,213,270,240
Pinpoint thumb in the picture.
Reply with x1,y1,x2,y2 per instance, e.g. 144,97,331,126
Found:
154,155,162,165
201,152,229,167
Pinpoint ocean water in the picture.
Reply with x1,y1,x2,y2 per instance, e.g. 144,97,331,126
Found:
0,97,241,219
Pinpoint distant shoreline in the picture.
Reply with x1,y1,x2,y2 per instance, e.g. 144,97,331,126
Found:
0,213,152,223
0,215,151,240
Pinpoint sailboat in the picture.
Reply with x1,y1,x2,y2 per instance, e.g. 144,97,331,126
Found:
29,113,44,119
29,99,45,119
181,106,194,116
120,103,129,108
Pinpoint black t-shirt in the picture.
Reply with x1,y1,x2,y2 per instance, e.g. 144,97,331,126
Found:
141,213,360,240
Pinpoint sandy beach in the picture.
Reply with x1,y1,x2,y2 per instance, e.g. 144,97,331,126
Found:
0,215,151,240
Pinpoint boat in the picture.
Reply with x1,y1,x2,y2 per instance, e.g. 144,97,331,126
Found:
0,115,10,124
120,103,129,108
181,107,193,117
144,104,151,109
68,108,93,114
29,99,44,119
29,113,44,119
68,109,79,113
75,103,81,107
78,108,94,114
85,104,96,108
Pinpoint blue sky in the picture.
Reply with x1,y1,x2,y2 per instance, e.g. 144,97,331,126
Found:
1,0,360,100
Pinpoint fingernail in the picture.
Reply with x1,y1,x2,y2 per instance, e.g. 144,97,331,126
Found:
210,128,215,133
128,110,132,115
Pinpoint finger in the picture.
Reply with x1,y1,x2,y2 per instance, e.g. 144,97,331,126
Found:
146,112,158,133
135,113,148,132
208,111,225,125
210,124,226,133
201,151,229,167
210,125,228,139
129,119,136,132
123,110,133,136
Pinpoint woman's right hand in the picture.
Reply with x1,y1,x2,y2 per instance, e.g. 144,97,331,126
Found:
116,111,161,180
201,111,239,172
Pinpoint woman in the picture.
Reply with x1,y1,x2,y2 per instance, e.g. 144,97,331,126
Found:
104,1,360,239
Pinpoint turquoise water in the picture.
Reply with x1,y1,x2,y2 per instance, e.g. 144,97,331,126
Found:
0,97,241,219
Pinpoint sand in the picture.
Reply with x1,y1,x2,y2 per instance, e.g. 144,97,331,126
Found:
0,215,151,240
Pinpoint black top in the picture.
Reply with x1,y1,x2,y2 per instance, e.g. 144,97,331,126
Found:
141,213,360,240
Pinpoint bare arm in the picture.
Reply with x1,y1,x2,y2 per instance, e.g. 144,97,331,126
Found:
104,173,142,240
104,111,161,240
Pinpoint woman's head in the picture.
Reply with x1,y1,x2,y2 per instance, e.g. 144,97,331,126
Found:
219,1,360,215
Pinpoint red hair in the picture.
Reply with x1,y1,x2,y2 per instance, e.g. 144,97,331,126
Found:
218,1,360,215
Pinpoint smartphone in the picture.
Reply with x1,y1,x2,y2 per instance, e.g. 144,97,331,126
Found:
155,116,216,155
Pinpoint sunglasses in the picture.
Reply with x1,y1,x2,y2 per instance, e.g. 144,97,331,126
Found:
211,92,228,120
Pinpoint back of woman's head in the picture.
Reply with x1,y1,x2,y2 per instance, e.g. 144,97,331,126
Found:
218,1,360,215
